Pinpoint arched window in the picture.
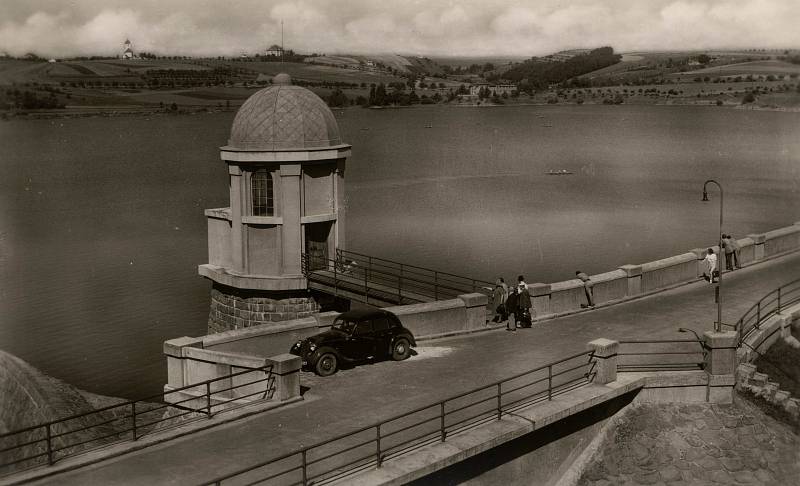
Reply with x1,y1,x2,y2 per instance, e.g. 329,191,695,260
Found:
252,170,273,216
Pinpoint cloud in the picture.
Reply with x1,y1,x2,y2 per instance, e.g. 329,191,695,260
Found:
0,0,797,58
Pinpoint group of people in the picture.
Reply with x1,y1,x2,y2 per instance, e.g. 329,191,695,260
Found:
491,276,532,331
702,233,742,284
491,272,595,331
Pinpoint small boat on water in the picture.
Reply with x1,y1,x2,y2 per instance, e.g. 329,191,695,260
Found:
546,169,574,175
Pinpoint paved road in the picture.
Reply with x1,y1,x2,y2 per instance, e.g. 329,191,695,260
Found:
30,252,800,486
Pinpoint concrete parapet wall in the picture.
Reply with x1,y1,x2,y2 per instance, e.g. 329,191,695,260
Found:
735,237,756,266
640,253,697,293
764,225,800,258
204,317,324,359
590,270,628,306
549,280,584,314
163,338,301,410
530,223,800,321
630,371,709,404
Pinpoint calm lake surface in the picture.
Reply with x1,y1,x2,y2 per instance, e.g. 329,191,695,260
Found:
1,104,799,398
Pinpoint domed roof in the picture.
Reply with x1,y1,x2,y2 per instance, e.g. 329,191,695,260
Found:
227,74,344,151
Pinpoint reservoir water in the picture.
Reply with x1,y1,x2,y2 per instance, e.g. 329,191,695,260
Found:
1,104,799,398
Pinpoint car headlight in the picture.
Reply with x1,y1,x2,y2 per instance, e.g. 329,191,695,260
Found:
308,342,317,352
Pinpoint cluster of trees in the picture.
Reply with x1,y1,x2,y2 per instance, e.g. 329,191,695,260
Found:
141,67,250,88
325,82,450,108
2,88,65,110
502,47,621,89
441,63,495,76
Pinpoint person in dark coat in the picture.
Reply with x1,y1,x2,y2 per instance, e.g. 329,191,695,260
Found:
517,286,532,327
491,278,508,323
576,271,595,308
505,287,518,331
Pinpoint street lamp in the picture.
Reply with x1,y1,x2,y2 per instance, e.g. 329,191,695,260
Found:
702,179,723,332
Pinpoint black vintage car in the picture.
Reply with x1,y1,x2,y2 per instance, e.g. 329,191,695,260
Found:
289,309,416,376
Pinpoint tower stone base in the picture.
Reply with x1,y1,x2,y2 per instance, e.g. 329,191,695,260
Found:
208,283,321,334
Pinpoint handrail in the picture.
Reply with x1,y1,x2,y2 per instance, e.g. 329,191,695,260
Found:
736,277,800,346
0,361,275,472
201,350,595,486
302,251,494,305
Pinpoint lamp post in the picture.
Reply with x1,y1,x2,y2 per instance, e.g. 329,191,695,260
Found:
702,179,723,332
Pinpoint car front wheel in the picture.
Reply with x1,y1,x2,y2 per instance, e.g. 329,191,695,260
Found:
391,338,411,361
314,351,338,376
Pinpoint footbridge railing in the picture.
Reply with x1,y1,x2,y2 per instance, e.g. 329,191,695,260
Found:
736,277,800,346
202,350,595,486
0,361,274,475
302,249,494,306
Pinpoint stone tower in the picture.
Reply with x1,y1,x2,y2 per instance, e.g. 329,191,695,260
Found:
199,73,350,333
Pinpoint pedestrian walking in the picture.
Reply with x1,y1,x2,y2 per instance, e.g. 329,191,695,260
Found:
576,271,595,308
491,278,508,323
517,285,532,327
722,234,735,271
703,248,718,283
505,286,518,331
729,234,741,269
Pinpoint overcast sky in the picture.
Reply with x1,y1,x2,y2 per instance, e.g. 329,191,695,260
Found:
1,0,798,58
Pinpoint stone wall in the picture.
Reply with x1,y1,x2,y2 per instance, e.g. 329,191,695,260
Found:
207,283,320,334
516,222,800,321
734,303,800,425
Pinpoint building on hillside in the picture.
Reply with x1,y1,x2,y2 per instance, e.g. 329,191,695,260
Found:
121,38,135,59
469,83,516,96
266,44,284,57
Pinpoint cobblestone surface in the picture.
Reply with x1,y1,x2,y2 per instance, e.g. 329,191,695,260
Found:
578,398,800,486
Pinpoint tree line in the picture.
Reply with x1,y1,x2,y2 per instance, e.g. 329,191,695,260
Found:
501,47,622,90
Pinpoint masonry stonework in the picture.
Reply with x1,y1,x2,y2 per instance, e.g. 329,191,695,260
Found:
208,284,320,334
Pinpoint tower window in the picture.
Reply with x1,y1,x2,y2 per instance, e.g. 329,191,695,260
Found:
252,170,274,216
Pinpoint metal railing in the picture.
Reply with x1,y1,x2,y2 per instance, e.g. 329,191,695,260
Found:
302,249,494,305
0,361,275,474
617,339,706,372
203,350,595,486
736,277,800,346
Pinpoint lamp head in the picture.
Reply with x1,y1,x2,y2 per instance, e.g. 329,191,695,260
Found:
701,190,709,202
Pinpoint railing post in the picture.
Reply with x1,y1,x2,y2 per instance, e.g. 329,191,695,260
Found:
206,382,212,418
45,423,53,465
496,383,502,420
440,402,446,442
364,266,369,304
301,450,308,486
131,402,137,440
756,301,761,328
548,365,553,400
376,424,383,468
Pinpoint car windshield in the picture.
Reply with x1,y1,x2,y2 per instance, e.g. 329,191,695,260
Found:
332,318,357,334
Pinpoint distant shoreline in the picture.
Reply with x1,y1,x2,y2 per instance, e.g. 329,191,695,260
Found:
4,99,799,121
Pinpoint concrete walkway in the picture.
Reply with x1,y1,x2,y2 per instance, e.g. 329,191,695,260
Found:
21,251,800,486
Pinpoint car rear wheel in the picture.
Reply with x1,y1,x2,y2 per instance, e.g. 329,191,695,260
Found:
391,338,411,361
314,351,338,376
